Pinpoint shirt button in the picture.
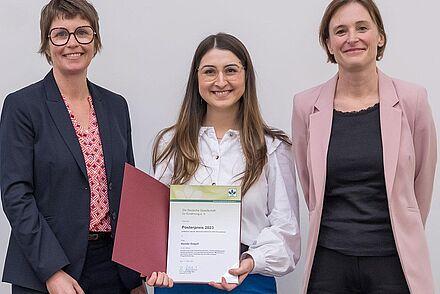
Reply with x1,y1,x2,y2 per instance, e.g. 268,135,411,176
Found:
84,186,88,190
111,211,117,220
215,155,219,160
108,182,113,191
229,132,234,137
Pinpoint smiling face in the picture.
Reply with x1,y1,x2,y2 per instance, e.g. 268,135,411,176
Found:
197,48,245,114
48,15,95,77
326,2,384,71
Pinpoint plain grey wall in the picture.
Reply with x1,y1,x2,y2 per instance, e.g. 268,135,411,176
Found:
0,1,439,293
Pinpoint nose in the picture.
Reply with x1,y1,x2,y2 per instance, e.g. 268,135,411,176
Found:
346,30,359,45
66,32,79,47
214,72,228,87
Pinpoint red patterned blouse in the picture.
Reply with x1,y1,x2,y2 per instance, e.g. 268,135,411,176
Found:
63,96,111,232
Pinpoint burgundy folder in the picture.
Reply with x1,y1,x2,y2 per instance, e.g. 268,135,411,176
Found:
112,163,169,277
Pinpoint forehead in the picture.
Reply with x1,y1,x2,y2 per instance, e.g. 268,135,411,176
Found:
50,14,91,29
329,2,374,27
199,49,241,67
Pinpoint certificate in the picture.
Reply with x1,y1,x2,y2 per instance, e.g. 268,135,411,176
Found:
167,185,241,284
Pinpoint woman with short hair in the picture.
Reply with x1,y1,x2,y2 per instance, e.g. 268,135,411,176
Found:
0,1,142,293
292,0,437,293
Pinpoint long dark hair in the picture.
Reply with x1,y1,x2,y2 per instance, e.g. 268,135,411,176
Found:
152,33,290,195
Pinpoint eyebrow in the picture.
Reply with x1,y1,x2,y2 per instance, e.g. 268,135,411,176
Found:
332,20,371,31
199,63,241,69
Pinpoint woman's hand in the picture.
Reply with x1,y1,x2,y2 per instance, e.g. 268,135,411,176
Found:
146,272,174,288
46,270,84,294
208,257,254,291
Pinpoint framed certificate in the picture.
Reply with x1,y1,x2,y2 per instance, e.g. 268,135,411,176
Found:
167,185,241,283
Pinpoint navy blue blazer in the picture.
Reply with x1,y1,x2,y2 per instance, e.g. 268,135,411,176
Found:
0,70,140,291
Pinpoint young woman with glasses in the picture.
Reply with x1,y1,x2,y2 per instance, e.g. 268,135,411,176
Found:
0,1,143,293
148,33,300,293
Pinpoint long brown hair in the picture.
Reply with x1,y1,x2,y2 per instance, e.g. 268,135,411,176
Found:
152,33,290,195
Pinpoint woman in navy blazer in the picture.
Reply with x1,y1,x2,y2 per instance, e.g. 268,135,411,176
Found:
0,1,141,293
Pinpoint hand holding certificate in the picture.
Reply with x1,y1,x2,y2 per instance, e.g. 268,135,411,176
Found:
112,165,243,285
167,185,242,284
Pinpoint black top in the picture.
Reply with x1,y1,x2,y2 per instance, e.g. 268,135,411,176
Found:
318,103,397,256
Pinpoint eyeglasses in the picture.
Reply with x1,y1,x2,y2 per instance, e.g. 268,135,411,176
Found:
48,26,96,46
197,64,245,82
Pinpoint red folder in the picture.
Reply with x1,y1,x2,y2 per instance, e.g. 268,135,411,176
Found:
112,163,169,276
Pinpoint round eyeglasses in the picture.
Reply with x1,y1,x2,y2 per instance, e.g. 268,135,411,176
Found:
198,64,245,82
48,26,96,46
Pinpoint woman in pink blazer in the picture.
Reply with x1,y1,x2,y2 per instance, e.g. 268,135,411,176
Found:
292,0,437,293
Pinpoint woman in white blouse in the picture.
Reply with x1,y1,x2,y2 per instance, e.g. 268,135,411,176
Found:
149,33,300,293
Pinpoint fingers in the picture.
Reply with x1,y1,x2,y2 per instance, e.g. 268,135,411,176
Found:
229,257,254,276
228,266,246,276
155,272,164,285
222,277,238,292
146,272,157,286
163,276,174,288
237,272,249,285
73,282,85,294
208,281,224,290
146,272,173,288
158,272,174,287
162,273,169,287
208,277,238,292
221,277,230,291
228,262,250,285
169,277,174,288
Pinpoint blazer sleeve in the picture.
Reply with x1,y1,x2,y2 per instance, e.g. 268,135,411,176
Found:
0,95,70,283
292,95,311,209
413,88,437,226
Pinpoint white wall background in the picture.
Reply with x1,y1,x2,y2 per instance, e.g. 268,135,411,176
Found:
0,1,439,293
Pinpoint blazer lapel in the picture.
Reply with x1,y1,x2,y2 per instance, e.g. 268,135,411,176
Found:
378,70,401,199
309,74,337,210
44,70,88,179
88,81,113,181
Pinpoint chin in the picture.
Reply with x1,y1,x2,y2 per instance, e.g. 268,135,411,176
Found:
339,59,373,71
208,101,237,111
208,94,232,103
58,66,88,76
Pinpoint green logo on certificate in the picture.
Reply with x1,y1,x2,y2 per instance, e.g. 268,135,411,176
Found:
170,185,241,202
228,188,237,197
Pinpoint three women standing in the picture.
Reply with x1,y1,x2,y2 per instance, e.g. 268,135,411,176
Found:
0,0,437,293
292,0,437,293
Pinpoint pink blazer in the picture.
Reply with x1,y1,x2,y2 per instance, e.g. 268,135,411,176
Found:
292,70,437,294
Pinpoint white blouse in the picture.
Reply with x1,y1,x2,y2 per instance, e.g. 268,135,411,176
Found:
154,126,300,276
